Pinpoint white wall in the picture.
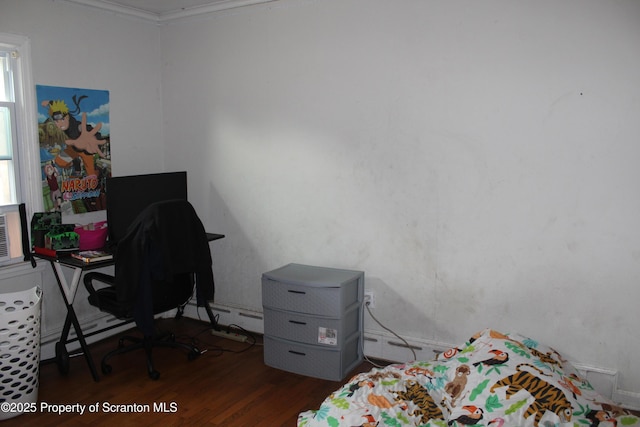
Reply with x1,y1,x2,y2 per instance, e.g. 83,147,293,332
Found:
160,0,640,393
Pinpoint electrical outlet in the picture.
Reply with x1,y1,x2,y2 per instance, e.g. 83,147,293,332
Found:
364,290,376,308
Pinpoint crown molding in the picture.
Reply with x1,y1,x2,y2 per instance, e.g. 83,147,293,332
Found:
62,0,278,24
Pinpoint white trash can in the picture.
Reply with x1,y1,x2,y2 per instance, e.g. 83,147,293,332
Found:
0,286,42,420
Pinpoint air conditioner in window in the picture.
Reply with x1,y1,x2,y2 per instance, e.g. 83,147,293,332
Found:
0,214,10,263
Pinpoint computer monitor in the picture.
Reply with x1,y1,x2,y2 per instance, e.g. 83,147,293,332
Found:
106,171,187,245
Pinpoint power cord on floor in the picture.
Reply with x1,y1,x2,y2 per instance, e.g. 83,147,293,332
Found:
225,323,258,351
361,299,417,368
185,307,258,355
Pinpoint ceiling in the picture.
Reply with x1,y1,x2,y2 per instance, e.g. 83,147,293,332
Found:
70,0,276,21
106,0,232,15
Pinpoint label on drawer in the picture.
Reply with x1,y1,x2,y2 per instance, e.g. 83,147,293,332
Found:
318,327,338,345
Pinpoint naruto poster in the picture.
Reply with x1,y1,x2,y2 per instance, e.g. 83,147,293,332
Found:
36,85,111,214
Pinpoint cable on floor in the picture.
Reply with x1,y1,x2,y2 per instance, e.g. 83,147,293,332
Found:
361,299,417,368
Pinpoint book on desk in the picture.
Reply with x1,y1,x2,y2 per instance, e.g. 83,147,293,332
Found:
70,250,114,263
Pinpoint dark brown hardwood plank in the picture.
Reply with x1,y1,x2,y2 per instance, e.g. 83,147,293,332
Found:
2,318,374,427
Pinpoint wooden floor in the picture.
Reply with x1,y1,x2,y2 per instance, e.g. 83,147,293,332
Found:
3,318,376,427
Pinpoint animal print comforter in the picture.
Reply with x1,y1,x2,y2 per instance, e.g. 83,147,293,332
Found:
297,328,640,426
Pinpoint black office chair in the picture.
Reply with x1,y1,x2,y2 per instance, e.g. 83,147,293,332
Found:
84,199,215,380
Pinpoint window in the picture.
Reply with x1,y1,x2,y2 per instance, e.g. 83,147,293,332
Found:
1,53,21,207
0,33,40,266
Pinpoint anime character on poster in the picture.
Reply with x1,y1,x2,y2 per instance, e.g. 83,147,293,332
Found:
41,96,106,177
44,163,62,211
36,85,111,213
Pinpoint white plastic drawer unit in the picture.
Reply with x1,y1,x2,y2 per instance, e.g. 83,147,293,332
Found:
263,335,361,382
262,306,360,349
261,263,364,381
262,272,360,316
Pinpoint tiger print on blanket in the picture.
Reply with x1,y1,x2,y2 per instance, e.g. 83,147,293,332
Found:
490,363,573,427
394,380,445,424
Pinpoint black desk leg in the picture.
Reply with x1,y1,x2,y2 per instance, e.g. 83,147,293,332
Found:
50,262,100,382
57,306,100,382
55,310,73,375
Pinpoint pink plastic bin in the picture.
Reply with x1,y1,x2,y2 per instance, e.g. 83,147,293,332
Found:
74,221,108,250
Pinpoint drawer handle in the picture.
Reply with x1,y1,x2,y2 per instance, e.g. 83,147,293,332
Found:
287,290,306,294
289,320,307,325
288,350,306,356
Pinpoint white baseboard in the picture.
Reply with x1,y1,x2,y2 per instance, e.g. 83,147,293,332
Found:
362,329,453,363
39,313,134,361
573,363,618,400
182,300,264,334
613,389,640,411
185,301,640,409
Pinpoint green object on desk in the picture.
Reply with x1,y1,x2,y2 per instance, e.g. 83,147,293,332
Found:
45,230,79,250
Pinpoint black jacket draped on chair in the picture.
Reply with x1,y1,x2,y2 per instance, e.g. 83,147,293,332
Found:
113,199,215,336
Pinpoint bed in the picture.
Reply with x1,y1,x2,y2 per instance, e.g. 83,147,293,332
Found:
297,328,639,427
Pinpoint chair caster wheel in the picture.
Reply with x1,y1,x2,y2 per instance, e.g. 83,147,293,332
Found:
55,342,70,375
188,350,200,361
101,363,112,375
149,370,160,380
